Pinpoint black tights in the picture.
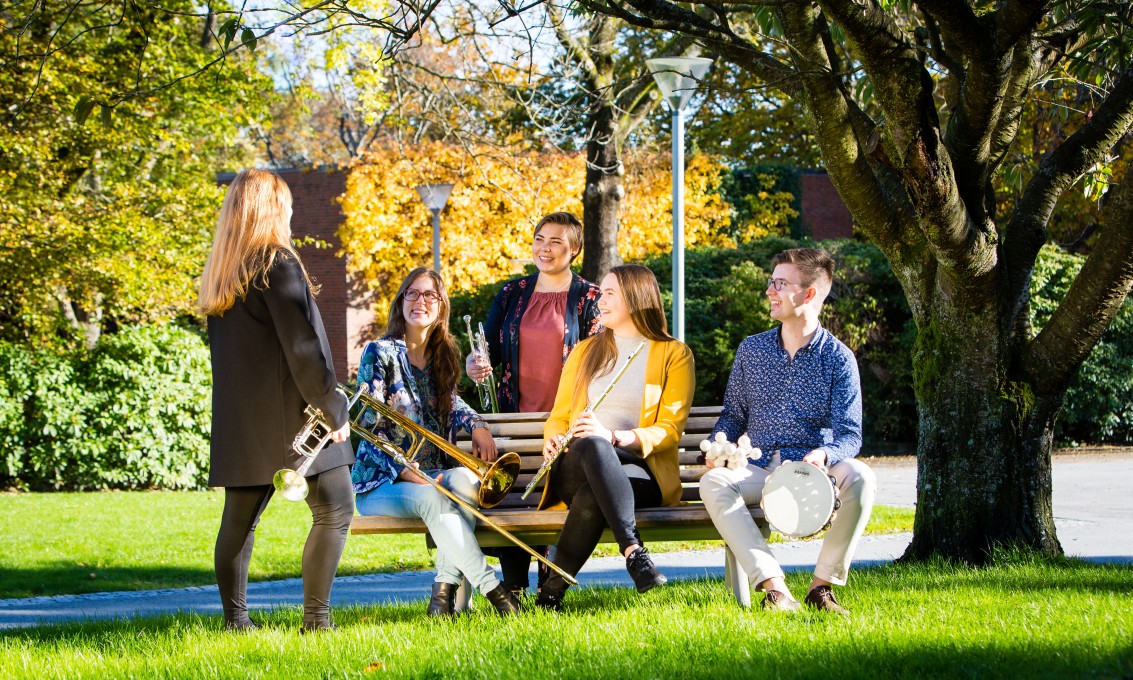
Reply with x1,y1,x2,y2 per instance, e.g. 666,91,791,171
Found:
551,436,662,577
214,464,354,627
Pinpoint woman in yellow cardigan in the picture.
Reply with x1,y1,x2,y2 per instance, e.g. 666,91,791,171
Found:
535,264,695,610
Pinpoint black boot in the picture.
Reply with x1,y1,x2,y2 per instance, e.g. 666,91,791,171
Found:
484,583,523,616
626,546,667,593
427,581,458,616
535,572,570,612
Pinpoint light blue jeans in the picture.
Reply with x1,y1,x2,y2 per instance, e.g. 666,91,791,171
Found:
356,468,501,594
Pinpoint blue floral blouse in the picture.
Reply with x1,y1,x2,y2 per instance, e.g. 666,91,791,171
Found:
350,337,484,495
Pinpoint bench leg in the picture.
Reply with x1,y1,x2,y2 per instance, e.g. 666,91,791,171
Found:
724,545,752,608
452,576,473,613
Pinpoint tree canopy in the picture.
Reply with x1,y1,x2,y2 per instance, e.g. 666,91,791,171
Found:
0,1,269,347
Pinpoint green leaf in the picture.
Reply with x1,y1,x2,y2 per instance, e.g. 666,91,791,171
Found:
99,104,112,127
241,28,257,52
73,97,96,125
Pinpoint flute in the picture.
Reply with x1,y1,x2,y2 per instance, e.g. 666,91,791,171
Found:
521,340,648,499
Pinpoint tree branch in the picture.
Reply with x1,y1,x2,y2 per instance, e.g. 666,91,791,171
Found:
1022,168,1133,393
1003,67,1133,328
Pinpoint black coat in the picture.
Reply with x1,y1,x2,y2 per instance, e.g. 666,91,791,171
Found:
207,251,354,487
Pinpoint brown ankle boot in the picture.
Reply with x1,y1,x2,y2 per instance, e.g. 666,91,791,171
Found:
484,583,523,615
427,581,458,616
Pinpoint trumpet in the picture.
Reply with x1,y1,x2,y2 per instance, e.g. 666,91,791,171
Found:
286,382,578,586
464,315,499,413
522,340,647,499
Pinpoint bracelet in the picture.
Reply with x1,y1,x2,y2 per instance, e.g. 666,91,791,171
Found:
471,421,490,432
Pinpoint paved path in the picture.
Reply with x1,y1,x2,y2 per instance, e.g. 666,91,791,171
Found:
2,451,1129,630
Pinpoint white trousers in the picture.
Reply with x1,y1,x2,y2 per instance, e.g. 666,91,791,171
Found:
700,456,876,588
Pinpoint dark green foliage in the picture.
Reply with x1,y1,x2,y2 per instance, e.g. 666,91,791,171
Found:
452,238,1131,446
1031,247,1133,443
0,325,211,490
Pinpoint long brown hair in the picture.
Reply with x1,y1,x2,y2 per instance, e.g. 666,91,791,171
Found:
385,267,462,427
198,169,313,316
573,264,673,405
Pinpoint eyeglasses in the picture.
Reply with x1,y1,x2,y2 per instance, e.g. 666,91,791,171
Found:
767,278,804,292
404,290,441,304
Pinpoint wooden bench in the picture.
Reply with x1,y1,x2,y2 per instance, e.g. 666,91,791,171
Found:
350,405,768,606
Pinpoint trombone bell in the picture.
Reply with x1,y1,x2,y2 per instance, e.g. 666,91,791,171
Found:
273,469,309,502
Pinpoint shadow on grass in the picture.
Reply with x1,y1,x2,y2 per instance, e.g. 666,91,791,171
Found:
0,565,218,600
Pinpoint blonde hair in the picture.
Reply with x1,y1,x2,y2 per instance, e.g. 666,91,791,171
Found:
573,264,672,405
198,169,310,316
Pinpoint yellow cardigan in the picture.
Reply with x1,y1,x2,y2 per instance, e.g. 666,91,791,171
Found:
539,335,696,509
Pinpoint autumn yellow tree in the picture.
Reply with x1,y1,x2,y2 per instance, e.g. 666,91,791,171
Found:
340,141,732,324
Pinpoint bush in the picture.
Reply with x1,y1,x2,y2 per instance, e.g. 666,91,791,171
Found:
1031,246,1133,444
0,324,212,490
452,238,1132,447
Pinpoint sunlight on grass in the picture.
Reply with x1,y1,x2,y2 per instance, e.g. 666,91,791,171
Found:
0,490,914,599
1,557,1129,679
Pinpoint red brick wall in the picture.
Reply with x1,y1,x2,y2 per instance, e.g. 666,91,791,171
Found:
274,169,354,380
800,172,853,240
219,168,368,380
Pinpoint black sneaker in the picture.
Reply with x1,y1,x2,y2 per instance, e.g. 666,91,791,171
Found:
625,546,667,593
299,621,339,634
535,573,569,612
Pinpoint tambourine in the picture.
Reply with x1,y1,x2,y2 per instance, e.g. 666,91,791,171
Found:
760,461,840,539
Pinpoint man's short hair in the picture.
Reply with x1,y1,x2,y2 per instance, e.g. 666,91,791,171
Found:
771,248,835,292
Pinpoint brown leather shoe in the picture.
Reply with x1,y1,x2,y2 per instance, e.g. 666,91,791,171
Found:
805,585,850,615
761,590,802,612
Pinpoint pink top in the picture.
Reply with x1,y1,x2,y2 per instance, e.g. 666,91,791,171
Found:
517,291,568,413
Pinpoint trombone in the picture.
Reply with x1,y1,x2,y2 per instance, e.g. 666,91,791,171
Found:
279,383,578,586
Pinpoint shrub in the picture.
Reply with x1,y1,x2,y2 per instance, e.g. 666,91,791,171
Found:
452,238,1131,447
1031,246,1133,444
0,324,212,490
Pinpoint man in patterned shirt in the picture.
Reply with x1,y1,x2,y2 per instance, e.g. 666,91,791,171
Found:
700,248,877,614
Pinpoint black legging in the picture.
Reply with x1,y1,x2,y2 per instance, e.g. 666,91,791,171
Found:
214,464,354,627
550,436,662,576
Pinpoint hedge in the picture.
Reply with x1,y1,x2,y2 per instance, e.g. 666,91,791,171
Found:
0,324,212,491
452,237,1133,447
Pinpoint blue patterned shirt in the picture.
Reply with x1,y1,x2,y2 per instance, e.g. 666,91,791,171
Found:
351,338,483,494
713,325,862,466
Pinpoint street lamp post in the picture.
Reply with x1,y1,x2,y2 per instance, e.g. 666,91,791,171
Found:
415,183,454,273
646,57,712,343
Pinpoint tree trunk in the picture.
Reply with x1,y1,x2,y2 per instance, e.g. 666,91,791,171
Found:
903,294,1062,563
580,102,624,283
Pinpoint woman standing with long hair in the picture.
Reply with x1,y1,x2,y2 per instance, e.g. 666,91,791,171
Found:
534,264,695,611
465,211,601,593
352,267,522,617
200,169,354,632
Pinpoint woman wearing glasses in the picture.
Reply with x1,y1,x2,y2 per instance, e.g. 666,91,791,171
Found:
465,212,601,594
351,267,522,617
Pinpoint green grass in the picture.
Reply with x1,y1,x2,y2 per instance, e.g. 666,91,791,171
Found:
0,490,914,599
2,555,1130,679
